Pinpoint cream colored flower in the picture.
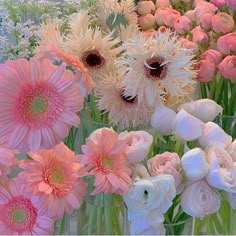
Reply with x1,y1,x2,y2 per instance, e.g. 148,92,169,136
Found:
119,29,197,107
96,0,138,33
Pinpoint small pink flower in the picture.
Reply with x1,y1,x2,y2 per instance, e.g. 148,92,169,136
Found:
194,59,216,82
0,179,54,235
154,7,167,26
155,0,171,8
210,0,226,8
180,38,199,55
217,34,232,55
200,13,213,31
138,14,156,30
219,55,236,81
192,27,209,45
137,1,155,15
0,57,84,152
18,142,87,219
79,128,132,195
119,130,153,164
163,8,181,28
227,0,236,11
195,1,218,21
212,12,234,34
174,16,191,35
184,10,196,21
147,152,183,193
202,49,222,65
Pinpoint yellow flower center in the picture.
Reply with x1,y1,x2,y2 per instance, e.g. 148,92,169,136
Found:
50,168,64,184
103,156,113,169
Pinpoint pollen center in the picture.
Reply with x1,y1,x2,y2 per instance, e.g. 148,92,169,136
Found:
30,96,48,114
103,156,113,169
120,89,137,104
144,56,167,80
12,208,26,223
50,168,64,184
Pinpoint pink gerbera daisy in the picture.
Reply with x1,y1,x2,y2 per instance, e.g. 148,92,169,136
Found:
0,179,54,235
18,142,87,219
0,143,17,182
0,57,84,152
78,128,132,195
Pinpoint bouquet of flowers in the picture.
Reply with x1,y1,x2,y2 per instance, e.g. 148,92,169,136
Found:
0,0,235,235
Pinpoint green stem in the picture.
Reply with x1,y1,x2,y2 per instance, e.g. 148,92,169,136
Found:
59,213,66,235
104,193,112,234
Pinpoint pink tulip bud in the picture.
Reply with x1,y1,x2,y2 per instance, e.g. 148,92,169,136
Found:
192,27,209,44
137,1,156,15
200,13,213,31
180,38,199,55
219,55,236,81
155,0,171,8
185,10,197,21
174,16,191,35
163,8,181,28
138,14,156,30
195,59,216,82
202,49,222,65
195,1,218,21
212,12,234,34
210,0,226,8
217,33,236,55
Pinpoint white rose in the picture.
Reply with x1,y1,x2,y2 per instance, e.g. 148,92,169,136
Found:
206,146,236,193
198,122,232,149
119,130,153,164
226,140,236,162
179,99,223,123
173,109,204,141
181,180,221,218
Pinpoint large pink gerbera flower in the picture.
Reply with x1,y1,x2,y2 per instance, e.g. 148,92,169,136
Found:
0,143,17,182
0,179,54,235
0,57,84,152
78,128,132,195
18,142,87,219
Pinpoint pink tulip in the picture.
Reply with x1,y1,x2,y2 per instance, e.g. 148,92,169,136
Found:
202,49,222,65
219,55,236,81
184,10,197,21
227,0,236,11
174,16,191,35
212,12,234,33
137,1,156,15
200,13,213,31
217,33,236,55
195,1,218,21
138,14,156,30
154,7,167,25
192,27,209,44
195,59,216,82
163,8,181,28
210,0,226,8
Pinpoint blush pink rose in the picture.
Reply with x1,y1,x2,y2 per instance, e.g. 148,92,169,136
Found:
180,38,199,55
119,130,153,164
156,0,171,7
210,0,226,8
195,1,218,21
212,12,234,34
174,16,191,35
147,152,184,193
219,55,236,81
194,59,216,82
138,14,156,30
192,27,209,45
200,13,213,31
202,49,222,65
184,10,196,21
227,33,236,52
163,8,181,28
154,7,167,25
206,147,236,193
217,34,232,55
227,0,236,11
181,180,221,218
137,1,156,15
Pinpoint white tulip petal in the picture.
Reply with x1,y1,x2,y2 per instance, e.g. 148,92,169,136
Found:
173,109,204,141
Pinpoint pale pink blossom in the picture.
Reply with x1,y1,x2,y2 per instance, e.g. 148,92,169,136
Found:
147,152,183,193
138,14,156,30
206,146,236,193
155,0,171,8
227,0,236,11
184,10,197,21
180,38,199,55
78,128,132,195
199,13,213,31
198,122,232,149
181,148,209,181
202,49,222,65
192,27,209,44
174,16,191,35
163,8,181,28
0,179,54,235
217,34,232,55
219,55,236,81
18,142,87,219
181,180,221,218
137,1,155,15
0,58,84,152
195,1,218,22
194,59,216,82
119,130,153,164
154,7,167,26
212,12,234,34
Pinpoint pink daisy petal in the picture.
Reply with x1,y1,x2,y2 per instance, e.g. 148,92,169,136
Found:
38,182,52,194
65,192,80,209
60,111,80,126
28,130,42,152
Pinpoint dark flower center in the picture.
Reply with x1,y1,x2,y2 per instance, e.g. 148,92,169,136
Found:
144,56,167,80
120,90,137,104
82,49,105,69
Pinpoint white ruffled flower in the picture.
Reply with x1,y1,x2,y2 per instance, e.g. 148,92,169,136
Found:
198,122,232,149
179,99,223,123
181,148,209,181
151,104,176,135
131,163,151,181
173,109,204,141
